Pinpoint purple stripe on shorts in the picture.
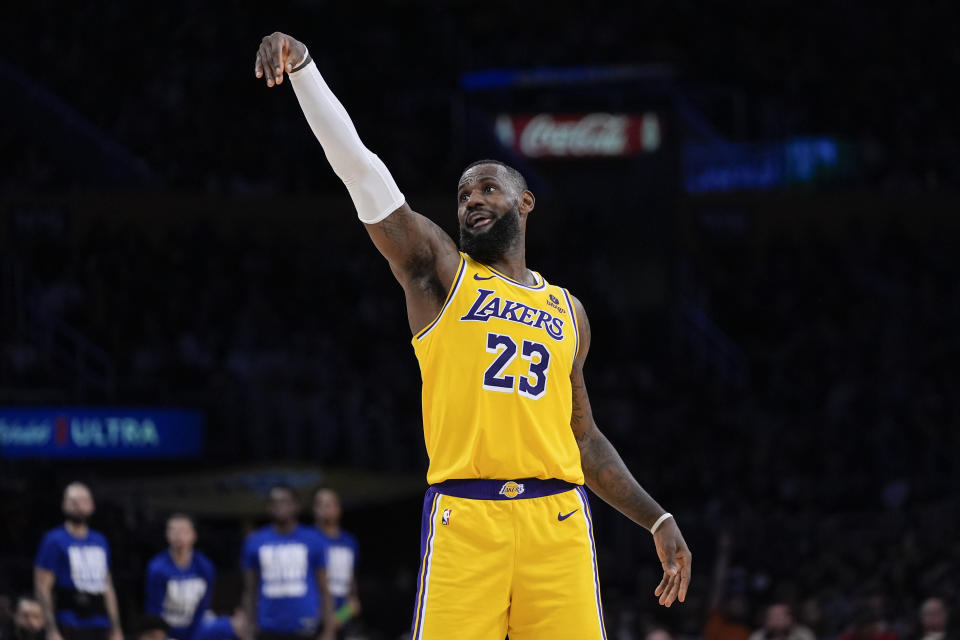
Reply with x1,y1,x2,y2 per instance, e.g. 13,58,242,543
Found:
411,487,439,636
434,478,578,500
577,485,608,640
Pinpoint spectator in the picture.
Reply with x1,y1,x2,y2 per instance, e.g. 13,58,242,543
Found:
144,514,216,640
242,486,334,640
750,604,816,640
0,596,45,640
312,489,361,637
33,483,124,640
917,598,950,640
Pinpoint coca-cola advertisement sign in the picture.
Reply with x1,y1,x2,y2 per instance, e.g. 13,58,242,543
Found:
495,112,661,158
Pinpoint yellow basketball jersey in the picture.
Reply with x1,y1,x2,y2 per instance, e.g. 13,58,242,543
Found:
412,252,584,485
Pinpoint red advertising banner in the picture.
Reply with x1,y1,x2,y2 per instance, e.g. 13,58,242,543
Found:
495,112,662,158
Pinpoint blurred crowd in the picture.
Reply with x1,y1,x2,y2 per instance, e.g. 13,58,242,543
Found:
2,1,958,194
3,197,959,639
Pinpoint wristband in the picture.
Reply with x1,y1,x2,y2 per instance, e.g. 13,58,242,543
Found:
650,512,673,534
290,47,311,73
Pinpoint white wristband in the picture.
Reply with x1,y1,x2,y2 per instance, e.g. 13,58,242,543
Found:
650,512,673,534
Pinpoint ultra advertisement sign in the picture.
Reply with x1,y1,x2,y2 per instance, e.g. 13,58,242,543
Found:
0,407,205,459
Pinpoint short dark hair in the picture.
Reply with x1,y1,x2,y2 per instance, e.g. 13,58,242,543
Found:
461,159,528,194
269,484,298,501
166,513,195,527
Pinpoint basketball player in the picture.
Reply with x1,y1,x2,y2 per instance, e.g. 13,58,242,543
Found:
144,514,215,640
241,486,334,640
34,483,124,640
254,32,692,640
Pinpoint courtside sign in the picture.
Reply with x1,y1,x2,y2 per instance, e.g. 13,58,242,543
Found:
0,407,204,458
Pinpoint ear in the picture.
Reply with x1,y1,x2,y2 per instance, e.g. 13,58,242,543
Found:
518,189,536,217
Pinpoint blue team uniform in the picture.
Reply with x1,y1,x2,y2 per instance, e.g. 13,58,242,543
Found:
35,526,112,630
145,550,216,640
317,531,358,612
242,525,327,635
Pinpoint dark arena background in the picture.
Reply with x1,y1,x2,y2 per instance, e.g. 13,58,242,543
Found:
2,2,959,640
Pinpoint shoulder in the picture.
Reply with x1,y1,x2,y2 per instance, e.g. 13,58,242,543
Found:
146,552,168,572
300,526,327,545
245,526,268,545
563,291,592,360
88,529,110,546
39,527,65,544
195,551,215,571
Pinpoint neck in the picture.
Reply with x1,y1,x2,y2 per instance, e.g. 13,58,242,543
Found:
64,520,88,537
319,522,340,537
273,520,297,534
170,547,193,568
485,240,530,285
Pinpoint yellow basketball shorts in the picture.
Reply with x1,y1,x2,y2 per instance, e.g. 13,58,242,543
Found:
410,479,608,640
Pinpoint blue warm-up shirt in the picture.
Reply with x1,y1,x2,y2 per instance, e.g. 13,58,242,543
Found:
35,526,112,629
145,550,215,640
318,530,358,611
243,525,327,634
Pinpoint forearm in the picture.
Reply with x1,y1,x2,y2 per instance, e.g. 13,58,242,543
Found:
317,570,335,635
288,58,404,223
35,580,58,632
577,423,667,531
104,580,122,630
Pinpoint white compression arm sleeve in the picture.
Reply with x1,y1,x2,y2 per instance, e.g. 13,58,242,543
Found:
288,60,405,224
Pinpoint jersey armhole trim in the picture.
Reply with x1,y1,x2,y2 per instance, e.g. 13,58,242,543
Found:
561,288,580,358
414,255,467,342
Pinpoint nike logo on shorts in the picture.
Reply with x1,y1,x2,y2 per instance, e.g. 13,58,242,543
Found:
557,509,579,521
473,274,495,280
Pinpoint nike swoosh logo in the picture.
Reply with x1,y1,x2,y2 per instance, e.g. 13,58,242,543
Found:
558,510,579,521
474,274,495,280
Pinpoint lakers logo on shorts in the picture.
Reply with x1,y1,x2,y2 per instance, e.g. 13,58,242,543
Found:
499,481,525,498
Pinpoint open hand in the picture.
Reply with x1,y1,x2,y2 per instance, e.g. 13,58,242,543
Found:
652,517,692,607
255,32,309,87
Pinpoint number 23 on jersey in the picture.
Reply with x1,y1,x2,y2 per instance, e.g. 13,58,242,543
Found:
483,332,551,399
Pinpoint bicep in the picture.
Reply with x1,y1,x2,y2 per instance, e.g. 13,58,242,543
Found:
34,567,55,590
364,204,460,289
569,294,597,441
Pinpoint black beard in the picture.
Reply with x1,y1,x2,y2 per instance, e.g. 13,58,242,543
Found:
459,204,521,265
65,514,89,526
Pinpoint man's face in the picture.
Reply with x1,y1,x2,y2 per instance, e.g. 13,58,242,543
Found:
921,599,947,632
166,517,197,552
765,605,793,635
14,600,45,634
267,488,299,524
313,490,341,526
457,165,523,264
62,483,95,523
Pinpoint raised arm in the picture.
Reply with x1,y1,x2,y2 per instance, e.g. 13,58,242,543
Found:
255,32,460,333
568,294,692,607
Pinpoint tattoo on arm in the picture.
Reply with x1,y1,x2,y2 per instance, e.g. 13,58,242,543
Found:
576,417,666,530
569,294,666,531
